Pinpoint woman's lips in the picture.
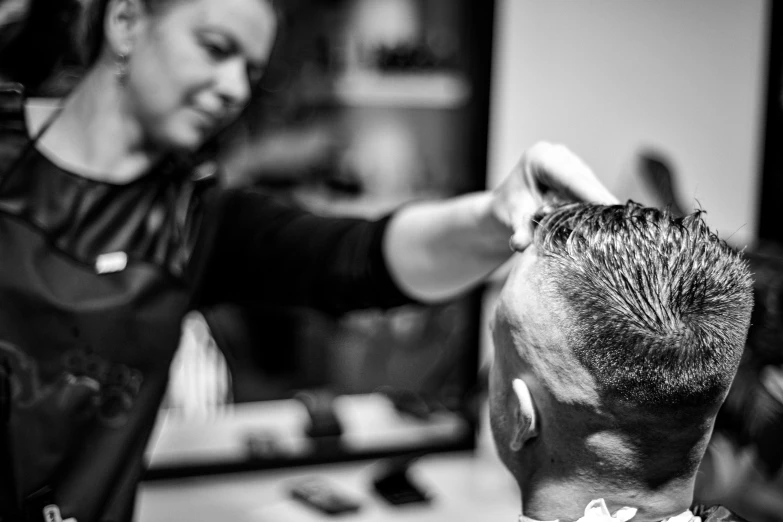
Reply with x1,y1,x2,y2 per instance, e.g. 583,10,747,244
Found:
192,108,222,129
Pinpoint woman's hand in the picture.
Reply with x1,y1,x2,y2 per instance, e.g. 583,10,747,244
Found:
385,142,617,302
491,142,618,252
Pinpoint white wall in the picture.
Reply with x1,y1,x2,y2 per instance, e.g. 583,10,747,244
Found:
487,0,769,247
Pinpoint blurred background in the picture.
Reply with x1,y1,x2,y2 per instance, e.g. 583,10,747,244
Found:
3,0,782,520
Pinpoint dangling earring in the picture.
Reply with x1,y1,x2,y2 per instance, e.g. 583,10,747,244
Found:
116,52,130,83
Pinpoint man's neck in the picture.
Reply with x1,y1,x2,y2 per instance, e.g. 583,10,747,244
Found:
520,476,696,522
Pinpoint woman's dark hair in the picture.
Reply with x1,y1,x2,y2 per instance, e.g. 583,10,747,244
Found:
80,0,280,67
80,0,166,66
80,0,112,66
0,0,82,91
1,0,282,95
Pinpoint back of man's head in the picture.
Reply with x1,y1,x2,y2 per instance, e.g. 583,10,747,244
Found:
539,202,752,409
489,201,753,518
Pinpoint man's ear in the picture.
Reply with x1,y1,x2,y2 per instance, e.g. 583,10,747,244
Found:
509,378,538,452
104,0,147,55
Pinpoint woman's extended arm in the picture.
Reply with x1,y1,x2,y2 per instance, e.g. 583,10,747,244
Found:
383,142,617,302
201,142,615,312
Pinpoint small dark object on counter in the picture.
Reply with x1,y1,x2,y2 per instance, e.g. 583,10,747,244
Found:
289,476,362,516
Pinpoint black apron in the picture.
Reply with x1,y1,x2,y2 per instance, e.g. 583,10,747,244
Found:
0,83,214,522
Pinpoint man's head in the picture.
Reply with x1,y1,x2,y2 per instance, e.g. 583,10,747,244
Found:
489,202,753,519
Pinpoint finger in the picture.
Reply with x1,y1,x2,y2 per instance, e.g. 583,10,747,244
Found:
509,230,532,252
562,171,619,205
507,189,539,252
530,143,619,205
540,159,618,205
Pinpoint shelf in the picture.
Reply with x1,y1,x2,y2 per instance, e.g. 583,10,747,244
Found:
302,71,471,108
145,393,470,471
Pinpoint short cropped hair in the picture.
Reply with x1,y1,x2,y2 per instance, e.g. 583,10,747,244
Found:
533,202,753,409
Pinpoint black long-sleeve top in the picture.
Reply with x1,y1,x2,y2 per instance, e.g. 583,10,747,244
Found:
0,84,413,522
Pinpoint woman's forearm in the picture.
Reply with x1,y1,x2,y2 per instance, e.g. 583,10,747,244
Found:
383,191,513,303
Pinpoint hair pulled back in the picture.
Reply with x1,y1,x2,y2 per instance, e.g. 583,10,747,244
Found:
0,0,82,89
80,0,165,66
80,0,279,67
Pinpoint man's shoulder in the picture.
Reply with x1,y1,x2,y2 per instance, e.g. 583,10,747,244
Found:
690,504,750,522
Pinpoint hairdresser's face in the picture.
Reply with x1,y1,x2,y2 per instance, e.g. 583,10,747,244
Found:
126,0,276,151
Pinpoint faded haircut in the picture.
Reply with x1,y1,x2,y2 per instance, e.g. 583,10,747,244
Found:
533,201,753,409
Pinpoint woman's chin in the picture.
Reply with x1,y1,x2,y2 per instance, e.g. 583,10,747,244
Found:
164,128,210,154
151,119,223,155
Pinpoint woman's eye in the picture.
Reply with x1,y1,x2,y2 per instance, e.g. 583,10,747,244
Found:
203,42,231,60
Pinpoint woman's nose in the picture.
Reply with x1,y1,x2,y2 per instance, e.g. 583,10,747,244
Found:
215,58,251,109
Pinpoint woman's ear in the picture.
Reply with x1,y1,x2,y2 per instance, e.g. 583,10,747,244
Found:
509,378,538,452
104,0,146,56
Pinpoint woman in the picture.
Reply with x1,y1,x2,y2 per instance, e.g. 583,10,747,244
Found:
0,0,615,520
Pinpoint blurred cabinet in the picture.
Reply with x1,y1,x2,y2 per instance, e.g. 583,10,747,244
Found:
212,0,495,422
224,0,494,204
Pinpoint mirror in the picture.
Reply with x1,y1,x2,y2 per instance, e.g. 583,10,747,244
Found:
145,0,495,479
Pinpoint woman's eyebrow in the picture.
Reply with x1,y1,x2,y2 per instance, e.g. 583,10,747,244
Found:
201,27,268,69
198,27,234,45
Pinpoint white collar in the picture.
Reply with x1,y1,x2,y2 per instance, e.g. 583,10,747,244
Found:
519,499,701,522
